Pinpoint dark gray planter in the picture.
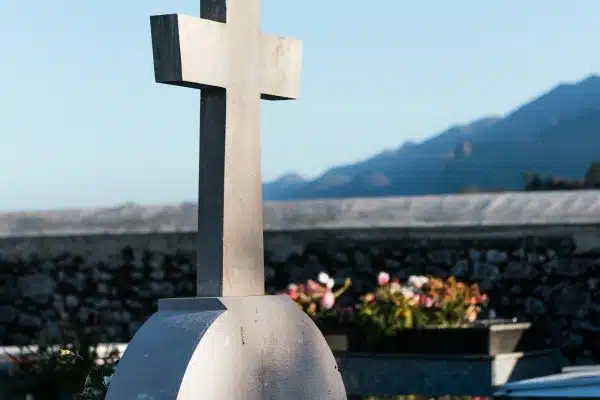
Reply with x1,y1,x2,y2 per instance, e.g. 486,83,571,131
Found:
325,320,548,355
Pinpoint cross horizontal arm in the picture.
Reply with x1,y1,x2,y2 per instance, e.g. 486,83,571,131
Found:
260,34,302,100
151,14,227,90
150,14,302,100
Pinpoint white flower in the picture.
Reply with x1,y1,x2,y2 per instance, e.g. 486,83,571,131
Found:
400,287,415,298
407,276,418,287
317,272,330,285
408,275,429,289
326,277,335,289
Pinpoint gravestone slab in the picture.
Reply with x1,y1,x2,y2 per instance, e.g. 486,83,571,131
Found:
106,296,345,399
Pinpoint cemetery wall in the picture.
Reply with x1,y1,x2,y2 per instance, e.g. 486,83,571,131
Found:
2,190,600,364
2,225,600,364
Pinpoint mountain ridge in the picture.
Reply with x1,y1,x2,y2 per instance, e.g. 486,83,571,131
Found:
263,74,600,200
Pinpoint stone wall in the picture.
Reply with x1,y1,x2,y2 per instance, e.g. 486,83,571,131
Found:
2,226,600,364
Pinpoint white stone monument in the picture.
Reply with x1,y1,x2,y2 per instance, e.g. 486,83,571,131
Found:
106,1,347,398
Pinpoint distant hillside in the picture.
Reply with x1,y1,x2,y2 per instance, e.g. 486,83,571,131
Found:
263,75,600,200
262,173,306,200
439,107,600,193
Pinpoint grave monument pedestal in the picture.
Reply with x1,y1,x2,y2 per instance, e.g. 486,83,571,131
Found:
107,296,346,399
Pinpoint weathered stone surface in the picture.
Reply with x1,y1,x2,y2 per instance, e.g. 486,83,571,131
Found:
450,260,469,278
0,306,18,323
428,249,454,264
486,249,508,263
524,297,546,316
266,235,306,263
573,231,600,254
533,284,552,301
17,273,55,301
473,262,501,281
554,284,590,316
503,262,538,280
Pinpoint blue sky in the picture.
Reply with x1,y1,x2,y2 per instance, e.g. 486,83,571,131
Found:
1,1,598,211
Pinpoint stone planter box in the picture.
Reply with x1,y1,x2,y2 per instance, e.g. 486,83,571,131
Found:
323,320,547,355
336,349,563,397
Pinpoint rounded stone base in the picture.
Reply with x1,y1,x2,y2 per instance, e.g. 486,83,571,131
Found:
106,295,346,399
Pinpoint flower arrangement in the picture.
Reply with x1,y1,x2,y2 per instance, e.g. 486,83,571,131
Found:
356,272,413,336
283,272,353,330
282,271,488,337
358,272,488,335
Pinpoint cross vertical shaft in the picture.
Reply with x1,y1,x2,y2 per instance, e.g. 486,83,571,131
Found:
196,0,263,297
196,85,265,297
196,0,228,297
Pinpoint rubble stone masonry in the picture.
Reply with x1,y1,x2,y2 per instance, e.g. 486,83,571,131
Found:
2,225,600,365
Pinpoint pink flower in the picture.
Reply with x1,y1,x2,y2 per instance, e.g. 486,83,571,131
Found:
408,296,419,306
286,284,299,300
320,290,335,310
377,271,390,286
306,280,321,295
419,295,435,308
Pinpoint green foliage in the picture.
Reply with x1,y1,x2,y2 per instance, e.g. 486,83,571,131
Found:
74,363,116,400
357,280,414,335
585,162,600,186
4,313,119,399
523,160,600,190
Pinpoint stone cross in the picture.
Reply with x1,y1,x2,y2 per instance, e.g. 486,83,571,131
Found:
150,0,301,297
107,3,346,398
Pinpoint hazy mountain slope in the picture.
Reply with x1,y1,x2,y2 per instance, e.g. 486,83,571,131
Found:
263,75,600,200
262,173,307,200
438,107,600,193
284,117,500,199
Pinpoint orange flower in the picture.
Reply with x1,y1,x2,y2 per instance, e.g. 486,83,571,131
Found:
362,293,376,304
